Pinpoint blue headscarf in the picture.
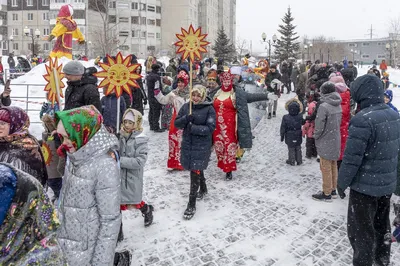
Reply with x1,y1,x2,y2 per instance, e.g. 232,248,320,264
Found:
0,164,17,225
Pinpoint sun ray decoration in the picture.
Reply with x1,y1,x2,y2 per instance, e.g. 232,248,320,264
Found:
175,24,210,61
94,52,141,98
43,57,65,106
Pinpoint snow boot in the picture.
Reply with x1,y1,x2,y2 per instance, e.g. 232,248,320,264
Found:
272,111,276,117
286,160,295,166
117,221,124,243
226,171,233,181
140,204,154,227
312,191,332,202
197,173,208,200
114,250,132,266
267,113,272,119
183,195,197,220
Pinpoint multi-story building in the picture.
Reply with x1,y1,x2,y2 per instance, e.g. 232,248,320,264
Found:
7,0,50,56
108,0,162,57
0,3,8,56
217,0,235,41
198,0,218,56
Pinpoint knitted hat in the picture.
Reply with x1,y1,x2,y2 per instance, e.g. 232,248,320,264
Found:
124,111,135,122
270,64,277,69
320,82,336,94
0,109,10,124
63,60,85,75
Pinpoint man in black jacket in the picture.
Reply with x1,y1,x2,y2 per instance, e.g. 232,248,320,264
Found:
348,61,358,80
265,65,282,118
146,64,164,132
63,61,101,111
338,74,400,266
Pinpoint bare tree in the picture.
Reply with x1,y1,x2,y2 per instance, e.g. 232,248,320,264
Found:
388,16,400,67
300,35,346,63
236,37,248,58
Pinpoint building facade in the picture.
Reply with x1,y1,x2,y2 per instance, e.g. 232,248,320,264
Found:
337,38,390,64
7,0,50,56
0,3,8,55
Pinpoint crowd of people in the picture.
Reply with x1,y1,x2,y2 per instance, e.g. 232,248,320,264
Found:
1,51,400,266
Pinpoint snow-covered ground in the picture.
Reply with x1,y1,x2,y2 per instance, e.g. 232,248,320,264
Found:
1,64,400,265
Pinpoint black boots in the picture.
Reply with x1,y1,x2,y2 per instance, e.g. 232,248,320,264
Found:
226,171,233,180
184,171,201,220
197,172,208,199
183,195,197,220
140,204,154,227
272,111,276,117
268,113,272,119
114,250,132,266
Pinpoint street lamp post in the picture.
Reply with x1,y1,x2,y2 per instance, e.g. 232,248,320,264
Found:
261,33,277,62
309,43,313,62
351,49,358,62
327,48,330,64
7,35,14,54
23,26,40,56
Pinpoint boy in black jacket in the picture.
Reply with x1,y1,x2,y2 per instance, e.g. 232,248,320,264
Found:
280,99,303,166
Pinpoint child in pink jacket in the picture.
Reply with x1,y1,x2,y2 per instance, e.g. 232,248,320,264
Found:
302,92,319,158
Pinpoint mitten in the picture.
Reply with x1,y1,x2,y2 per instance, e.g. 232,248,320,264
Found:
47,35,55,41
187,114,194,123
154,90,161,96
78,40,85,45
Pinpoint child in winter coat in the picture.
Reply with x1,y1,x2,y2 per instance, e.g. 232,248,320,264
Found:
119,108,153,227
384,90,399,113
302,92,319,159
174,85,216,220
281,98,303,166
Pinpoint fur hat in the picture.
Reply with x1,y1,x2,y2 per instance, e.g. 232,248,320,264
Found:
0,109,10,124
320,82,336,94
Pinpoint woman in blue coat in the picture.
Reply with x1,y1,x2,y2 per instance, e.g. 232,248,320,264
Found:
175,85,216,220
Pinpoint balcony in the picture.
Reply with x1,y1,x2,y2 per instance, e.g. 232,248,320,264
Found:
50,18,85,25
0,19,5,26
50,2,85,10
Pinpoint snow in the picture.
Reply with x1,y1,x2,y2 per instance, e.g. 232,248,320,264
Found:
1,64,400,265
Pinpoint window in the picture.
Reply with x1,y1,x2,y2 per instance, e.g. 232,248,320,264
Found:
43,28,50,35
362,42,370,46
140,3,146,10
74,0,84,2
108,15,116,23
131,2,138,9
156,19,161,27
377,55,386,59
348,43,356,47
11,0,17,7
27,0,33,6
141,31,146,38
42,12,49,20
119,45,130,51
42,0,49,5
377,42,386,46
147,19,155,26
362,54,370,58
156,6,161,13
12,28,18,36
156,32,161,39
13,43,19,50
140,17,146,25
147,32,155,38
119,31,129,37
28,13,34,21
132,30,138,38
131,16,139,24
109,1,116,8
12,14,18,21
43,43,50,51
147,5,155,12
119,17,129,23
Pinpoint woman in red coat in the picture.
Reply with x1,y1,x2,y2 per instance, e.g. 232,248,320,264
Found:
329,72,351,169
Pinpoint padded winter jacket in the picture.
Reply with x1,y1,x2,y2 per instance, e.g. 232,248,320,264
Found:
101,94,126,132
175,101,216,170
57,126,121,266
314,92,342,160
64,75,101,112
302,101,317,138
338,74,400,197
338,89,351,160
281,101,303,148
146,70,162,101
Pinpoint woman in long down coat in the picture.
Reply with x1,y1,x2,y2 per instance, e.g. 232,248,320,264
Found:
155,72,189,170
131,65,148,115
55,105,121,266
213,72,268,180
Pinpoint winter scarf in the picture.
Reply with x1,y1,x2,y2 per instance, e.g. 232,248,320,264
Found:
55,105,103,151
120,109,143,138
0,107,47,186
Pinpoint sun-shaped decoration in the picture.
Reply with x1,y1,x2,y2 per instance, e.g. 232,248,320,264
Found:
41,142,53,166
94,52,141,98
175,24,210,61
43,57,65,105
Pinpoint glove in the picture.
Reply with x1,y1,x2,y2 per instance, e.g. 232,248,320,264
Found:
47,35,55,41
154,90,161,96
78,40,86,45
337,186,346,199
143,99,148,106
187,114,194,123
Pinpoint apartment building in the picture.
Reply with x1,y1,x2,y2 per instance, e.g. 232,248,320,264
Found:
198,0,218,57
108,0,162,57
7,0,51,56
0,3,8,55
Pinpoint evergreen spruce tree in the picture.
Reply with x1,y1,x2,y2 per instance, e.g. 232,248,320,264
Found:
212,27,236,63
273,7,300,61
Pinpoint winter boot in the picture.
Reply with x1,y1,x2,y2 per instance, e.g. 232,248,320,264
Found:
286,160,295,166
117,221,124,243
267,113,272,119
197,172,208,200
183,195,197,220
114,250,132,266
226,171,233,180
272,111,276,117
312,191,332,202
140,204,154,227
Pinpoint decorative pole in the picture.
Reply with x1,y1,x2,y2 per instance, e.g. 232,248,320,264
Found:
43,57,65,109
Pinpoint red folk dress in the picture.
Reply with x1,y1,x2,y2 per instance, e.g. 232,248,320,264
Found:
213,97,238,173
167,107,184,170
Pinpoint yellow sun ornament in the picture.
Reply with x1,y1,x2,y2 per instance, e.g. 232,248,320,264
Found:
41,142,52,166
175,24,210,61
43,57,65,106
94,52,141,98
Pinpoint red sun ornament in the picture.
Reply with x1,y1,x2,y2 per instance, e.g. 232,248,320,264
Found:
43,57,65,105
175,24,209,61
94,52,141,98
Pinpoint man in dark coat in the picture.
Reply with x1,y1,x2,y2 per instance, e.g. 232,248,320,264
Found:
280,62,291,94
265,65,282,118
146,64,164,132
63,62,101,111
348,61,358,79
338,74,400,266
7,53,15,71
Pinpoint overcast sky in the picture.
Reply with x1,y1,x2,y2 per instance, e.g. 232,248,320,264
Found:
237,0,400,53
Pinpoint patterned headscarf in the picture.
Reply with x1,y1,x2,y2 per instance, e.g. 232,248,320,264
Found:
0,106,30,143
55,105,103,151
120,108,143,137
191,85,207,104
